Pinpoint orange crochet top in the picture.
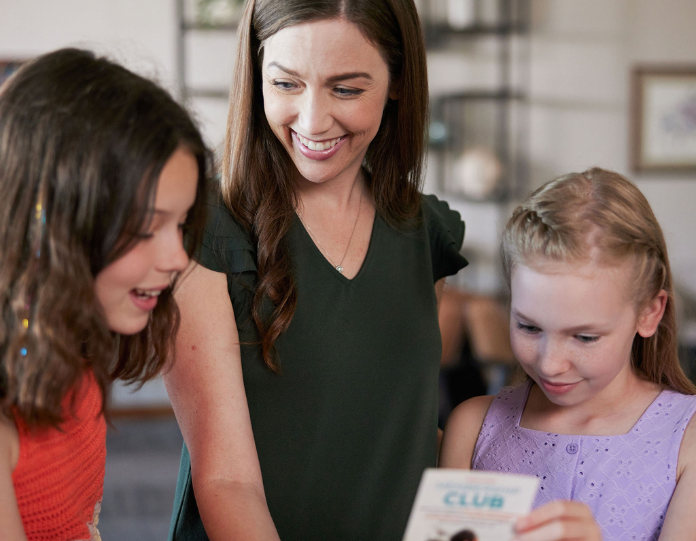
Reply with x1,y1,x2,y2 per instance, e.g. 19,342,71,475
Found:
12,370,106,541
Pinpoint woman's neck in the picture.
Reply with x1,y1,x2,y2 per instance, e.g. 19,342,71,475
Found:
294,167,366,214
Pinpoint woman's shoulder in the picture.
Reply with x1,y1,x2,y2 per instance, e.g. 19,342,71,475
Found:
421,194,464,242
420,194,468,281
197,186,257,275
202,187,253,245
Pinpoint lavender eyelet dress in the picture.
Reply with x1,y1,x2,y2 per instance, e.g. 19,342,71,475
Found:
472,381,696,540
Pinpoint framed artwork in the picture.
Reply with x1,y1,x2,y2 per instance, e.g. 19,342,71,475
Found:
631,66,696,172
0,60,23,88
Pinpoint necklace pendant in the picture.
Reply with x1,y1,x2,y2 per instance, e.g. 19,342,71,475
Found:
336,265,344,274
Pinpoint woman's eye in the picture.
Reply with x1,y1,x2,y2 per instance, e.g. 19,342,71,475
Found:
135,232,154,241
576,334,599,344
272,81,296,90
516,322,540,334
334,87,364,97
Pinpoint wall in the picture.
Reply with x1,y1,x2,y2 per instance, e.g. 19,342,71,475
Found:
528,0,696,298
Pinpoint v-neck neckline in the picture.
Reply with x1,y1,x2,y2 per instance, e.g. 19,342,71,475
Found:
293,210,379,284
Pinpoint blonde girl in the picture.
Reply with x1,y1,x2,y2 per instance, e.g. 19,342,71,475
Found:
440,168,696,541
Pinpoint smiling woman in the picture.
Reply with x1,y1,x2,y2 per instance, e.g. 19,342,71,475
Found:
164,1,468,541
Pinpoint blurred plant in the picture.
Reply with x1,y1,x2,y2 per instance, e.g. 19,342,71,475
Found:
196,0,244,26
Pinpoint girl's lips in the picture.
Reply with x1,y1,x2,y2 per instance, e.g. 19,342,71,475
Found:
129,290,158,312
539,378,580,396
292,130,347,161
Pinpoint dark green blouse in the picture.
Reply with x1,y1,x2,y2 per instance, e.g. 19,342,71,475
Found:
169,193,467,541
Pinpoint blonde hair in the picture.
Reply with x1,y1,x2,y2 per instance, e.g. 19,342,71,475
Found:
502,167,695,394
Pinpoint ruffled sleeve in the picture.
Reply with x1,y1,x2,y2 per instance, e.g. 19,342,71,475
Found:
196,189,258,326
422,194,468,282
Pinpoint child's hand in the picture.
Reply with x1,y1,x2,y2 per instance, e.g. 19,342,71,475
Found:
513,500,602,541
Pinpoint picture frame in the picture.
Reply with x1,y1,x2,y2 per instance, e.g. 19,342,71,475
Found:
0,60,23,88
631,65,696,172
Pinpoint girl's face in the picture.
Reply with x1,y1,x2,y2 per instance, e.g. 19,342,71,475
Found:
94,146,198,335
510,258,663,408
261,17,392,187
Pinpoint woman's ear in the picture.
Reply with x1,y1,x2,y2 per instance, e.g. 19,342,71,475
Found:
636,289,668,338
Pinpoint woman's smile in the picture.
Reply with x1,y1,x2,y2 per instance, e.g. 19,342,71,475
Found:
291,130,348,160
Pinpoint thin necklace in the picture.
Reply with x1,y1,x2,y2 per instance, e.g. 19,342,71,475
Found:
297,191,363,274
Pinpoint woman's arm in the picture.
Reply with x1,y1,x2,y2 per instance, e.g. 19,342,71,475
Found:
0,412,27,541
164,263,280,541
656,412,696,540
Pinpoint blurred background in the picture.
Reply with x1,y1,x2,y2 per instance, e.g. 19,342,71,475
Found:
2,0,696,538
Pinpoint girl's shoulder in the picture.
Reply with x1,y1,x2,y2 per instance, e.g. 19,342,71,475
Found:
0,411,19,471
440,394,495,469
671,391,696,478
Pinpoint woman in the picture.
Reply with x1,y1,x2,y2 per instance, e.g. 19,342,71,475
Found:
166,1,467,540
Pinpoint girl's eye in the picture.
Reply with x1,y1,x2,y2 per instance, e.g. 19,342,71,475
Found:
334,87,364,97
135,232,154,241
516,322,540,334
576,334,600,344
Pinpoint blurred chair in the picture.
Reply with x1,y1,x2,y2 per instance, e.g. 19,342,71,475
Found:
439,287,516,425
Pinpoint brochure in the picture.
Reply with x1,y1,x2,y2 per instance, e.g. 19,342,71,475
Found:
403,469,540,541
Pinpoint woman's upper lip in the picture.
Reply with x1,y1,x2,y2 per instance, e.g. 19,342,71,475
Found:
291,129,346,143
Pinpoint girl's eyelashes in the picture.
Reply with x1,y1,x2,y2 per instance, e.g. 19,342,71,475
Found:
575,334,600,344
516,322,540,334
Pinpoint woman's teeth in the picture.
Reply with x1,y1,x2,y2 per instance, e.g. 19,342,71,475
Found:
297,133,342,151
134,289,162,299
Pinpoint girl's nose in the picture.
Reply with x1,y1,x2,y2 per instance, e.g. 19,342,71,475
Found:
161,231,190,275
537,338,571,377
297,89,333,136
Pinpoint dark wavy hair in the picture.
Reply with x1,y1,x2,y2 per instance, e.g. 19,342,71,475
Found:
224,0,428,372
0,48,211,427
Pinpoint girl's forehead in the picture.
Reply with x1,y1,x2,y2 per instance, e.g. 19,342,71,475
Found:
510,259,637,322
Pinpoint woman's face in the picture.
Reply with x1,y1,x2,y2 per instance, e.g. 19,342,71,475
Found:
261,17,392,186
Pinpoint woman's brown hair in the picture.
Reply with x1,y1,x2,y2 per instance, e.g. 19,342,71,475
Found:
0,48,211,427
501,167,695,394
224,0,429,371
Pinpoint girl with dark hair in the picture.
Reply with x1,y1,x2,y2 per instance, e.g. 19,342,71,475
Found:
0,48,210,540
440,169,696,540
165,1,467,540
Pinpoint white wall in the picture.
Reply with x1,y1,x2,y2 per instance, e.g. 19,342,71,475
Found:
0,0,177,86
528,0,696,297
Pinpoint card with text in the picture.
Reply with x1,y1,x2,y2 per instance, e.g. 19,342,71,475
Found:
403,469,540,541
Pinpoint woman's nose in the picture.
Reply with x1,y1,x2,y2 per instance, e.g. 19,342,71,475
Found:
297,89,333,136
